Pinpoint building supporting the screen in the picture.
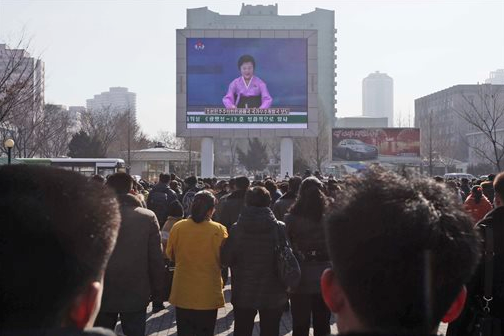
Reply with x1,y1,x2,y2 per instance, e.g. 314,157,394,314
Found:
201,137,214,178
280,138,293,178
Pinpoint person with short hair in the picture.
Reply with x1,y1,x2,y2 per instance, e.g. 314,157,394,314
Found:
321,168,480,335
482,173,496,205
222,54,272,109
0,165,121,335
215,176,250,230
221,186,288,336
182,175,202,217
95,173,166,336
147,173,179,225
167,191,228,336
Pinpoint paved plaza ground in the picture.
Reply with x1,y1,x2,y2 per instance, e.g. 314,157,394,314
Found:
111,283,448,336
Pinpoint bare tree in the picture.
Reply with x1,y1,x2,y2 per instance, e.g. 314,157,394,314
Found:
36,104,74,157
80,106,124,156
154,130,187,150
295,108,330,172
0,36,44,124
452,85,504,171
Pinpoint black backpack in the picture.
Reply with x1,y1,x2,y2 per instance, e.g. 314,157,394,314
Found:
148,191,169,224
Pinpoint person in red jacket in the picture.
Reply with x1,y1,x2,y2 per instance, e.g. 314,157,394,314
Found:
464,185,492,224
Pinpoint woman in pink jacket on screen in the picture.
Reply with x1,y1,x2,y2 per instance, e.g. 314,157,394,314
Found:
222,54,273,109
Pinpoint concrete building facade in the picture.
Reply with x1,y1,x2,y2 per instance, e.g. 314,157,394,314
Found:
86,87,136,117
486,69,504,85
415,84,504,163
362,71,393,127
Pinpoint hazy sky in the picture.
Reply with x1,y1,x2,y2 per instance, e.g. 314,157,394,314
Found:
1,0,503,136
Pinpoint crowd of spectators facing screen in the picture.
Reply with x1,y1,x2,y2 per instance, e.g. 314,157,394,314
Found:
1,163,503,336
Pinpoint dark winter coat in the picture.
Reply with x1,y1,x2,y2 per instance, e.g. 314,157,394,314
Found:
474,206,504,317
284,213,330,294
0,327,117,336
272,190,297,221
214,189,247,229
447,206,504,336
147,183,179,224
221,206,288,309
100,194,165,312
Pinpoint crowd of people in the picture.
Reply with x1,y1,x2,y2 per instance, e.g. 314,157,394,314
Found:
0,164,502,336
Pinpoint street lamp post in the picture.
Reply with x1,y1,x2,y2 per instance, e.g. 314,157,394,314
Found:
4,139,15,165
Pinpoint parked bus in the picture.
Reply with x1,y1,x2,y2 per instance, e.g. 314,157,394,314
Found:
17,158,125,177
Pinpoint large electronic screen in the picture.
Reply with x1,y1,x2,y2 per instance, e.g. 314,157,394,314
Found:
186,38,308,129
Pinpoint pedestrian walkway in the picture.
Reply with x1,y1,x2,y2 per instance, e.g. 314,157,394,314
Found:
111,283,448,336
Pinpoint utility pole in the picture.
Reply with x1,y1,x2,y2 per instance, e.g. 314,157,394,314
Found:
428,110,433,177
188,136,192,176
127,108,131,174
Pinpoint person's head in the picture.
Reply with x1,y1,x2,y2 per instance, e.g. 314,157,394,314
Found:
185,175,197,188
279,182,289,194
488,174,496,182
470,185,483,204
289,177,327,222
0,165,121,330
190,190,217,223
461,177,469,185
167,200,184,218
493,172,504,207
321,168,480,335
106,172,134,195
90,174,105,184
235,175,251,191
264,179,277,195
245,186,271,208
228,178,236,191
288,176,302,194
238,54,255,80
170,180,180,191
159,173,171,184
216,180,228,192
434,176,444,183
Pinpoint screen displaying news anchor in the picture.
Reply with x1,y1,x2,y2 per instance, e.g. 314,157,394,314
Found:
186,38,308,129
222,55,272,109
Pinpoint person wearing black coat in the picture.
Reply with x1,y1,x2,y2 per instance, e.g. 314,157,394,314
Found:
214,175,250,229
221,187,288,336
447,172,504,336
147,173,179,224
284,177,332,336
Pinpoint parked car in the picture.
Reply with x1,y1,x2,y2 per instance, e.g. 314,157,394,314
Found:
443,173,476,181
333,139,378,161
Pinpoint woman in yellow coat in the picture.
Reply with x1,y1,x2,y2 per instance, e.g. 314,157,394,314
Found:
166,190,228,336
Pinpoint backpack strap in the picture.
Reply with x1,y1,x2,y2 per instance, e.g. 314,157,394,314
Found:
482,224,494,313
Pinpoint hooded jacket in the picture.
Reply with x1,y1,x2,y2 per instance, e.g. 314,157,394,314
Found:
221,206,288,309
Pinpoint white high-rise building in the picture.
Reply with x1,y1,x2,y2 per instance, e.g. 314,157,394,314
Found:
485,69,504,84
86,87,136,116
0,43,45,115
362,71,393,127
